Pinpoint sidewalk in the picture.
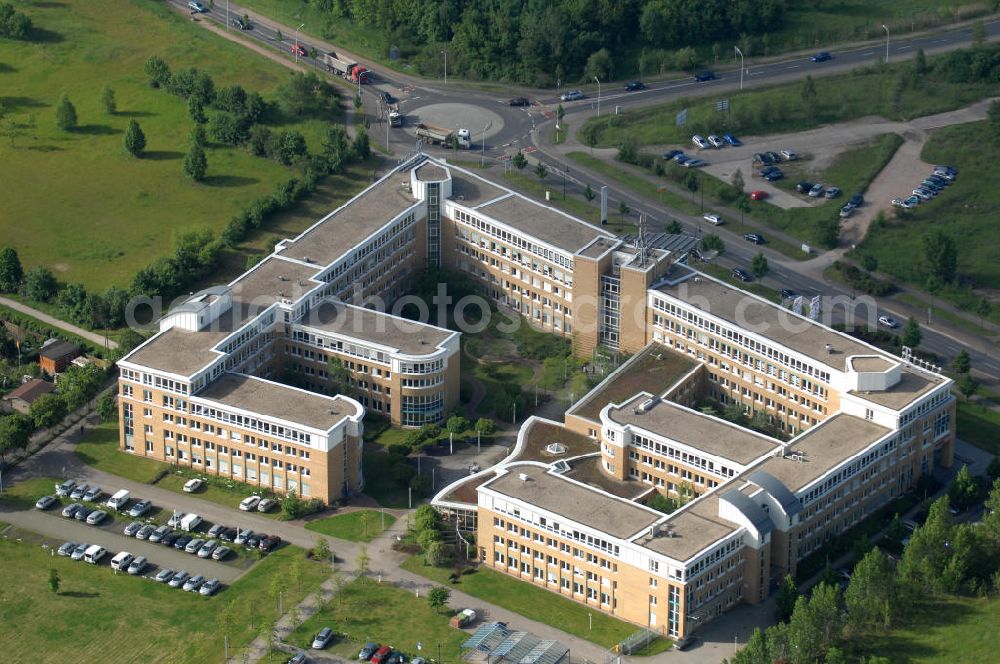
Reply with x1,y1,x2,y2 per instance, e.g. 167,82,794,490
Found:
0,296,118,350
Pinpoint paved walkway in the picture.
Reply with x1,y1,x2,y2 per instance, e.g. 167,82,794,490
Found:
0,296,118,349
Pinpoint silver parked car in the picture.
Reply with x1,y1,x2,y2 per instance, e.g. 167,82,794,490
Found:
257,498,279,512
183,574,205,592
82,486,103,502
70,543,90,561
199,577,222,596
35,495,57,510
128,499,152,518
211,545,232,561
197,540,219,558
148,525,171,543
62,503,83,518
185,538,206,554
127,556,148,575
86,509,108,525
154,568,175,583
124,521,144,537
57,541,78,557
135,524,157,540
168,570,190,588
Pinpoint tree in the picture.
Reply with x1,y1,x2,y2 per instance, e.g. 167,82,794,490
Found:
427,586,450,612
275,29,284,42
775,574,799,622
183,144,207,182
913,48,928,75
647,492,678,514
899,496,956,593
474,417,495,436
54,94,77,131
100,86,116,114
950,465,979,510
123,119,146,157
413,504,441,533
733,627,769,664
268,574,287,614
0,413,33,460
29,393,67,429
352,130,370,160
190,124,206,148
22,266,58,302
952,349,971,374
973,20,987,46
556,104,565,124
0,3,32,39
512,151,527,170
987,457,1000,483
957,373,979,400
425,540,451,566
446,415,469,435
731,168,745,194
534,161,547,180
751,252,769,280
788,583,843,662
665,219,682,235
976,298,992,328
326,357,353,397
356,545,370,576
700,234,725,255
583,183,595,203
48,569,60,594
618,200,630,220
846,548,898,632
0,246,23,292
901,317,922,348
922,230,958,284
144,55,171,88
801,75,817,105
312,536,331,561
188,96,207,124
97,391,117,422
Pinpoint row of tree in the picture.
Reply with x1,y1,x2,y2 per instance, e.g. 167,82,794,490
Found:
730,478,1000,664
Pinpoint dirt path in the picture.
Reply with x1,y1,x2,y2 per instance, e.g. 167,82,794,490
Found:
0,296,117,350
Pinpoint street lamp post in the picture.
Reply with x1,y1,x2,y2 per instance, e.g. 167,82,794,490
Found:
593,76,601,116
441,50,448,84
734,46,745,90
294,23,304,63
481,123,487,166
882,24,890,64
226,0,229,30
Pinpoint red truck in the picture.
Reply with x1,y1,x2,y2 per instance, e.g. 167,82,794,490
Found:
320,50,369,84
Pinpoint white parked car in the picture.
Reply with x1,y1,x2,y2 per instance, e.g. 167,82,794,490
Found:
691,135,709,149
703,213,724,226
878,315,899,329
239,495,261,512
706,135,724,148
257,498,279,513
182,478,204,493
780,149,797,160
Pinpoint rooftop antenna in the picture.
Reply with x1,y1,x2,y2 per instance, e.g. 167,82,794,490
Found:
637,214,648,265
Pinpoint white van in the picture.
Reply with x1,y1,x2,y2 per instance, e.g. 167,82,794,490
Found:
180,513,203,532
110,551,134,571
106,489,130,511
84,544,108,565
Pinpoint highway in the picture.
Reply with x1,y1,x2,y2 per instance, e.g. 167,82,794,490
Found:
169,0,1000,379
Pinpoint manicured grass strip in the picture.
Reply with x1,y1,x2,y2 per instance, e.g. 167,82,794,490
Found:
288,578,467,659
402,556,636,647
956,401,1000,456
0,534,328,664
304,510,396,543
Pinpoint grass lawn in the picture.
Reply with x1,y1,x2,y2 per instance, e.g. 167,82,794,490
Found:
956,401,1000,456
858,121,1000,324
0,531,329,664
0,0,338,291
287,578,467,659
402,556,636,648
862,595,1000,663
304,509,396,542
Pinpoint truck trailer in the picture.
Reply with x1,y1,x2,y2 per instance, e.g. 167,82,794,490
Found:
320,51,369,84
416,123,471,148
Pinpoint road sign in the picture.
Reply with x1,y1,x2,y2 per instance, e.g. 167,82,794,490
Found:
715,99,729,112
675,108,688,126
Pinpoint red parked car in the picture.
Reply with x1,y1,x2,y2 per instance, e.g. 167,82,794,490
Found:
750,190,768,201
371,646,393,664
290,44,307,57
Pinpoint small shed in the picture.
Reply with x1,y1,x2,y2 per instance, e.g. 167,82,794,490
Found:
2,378,55,414
39,340,81,375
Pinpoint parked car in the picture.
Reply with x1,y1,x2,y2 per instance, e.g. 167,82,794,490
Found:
722,133,741,146
684,158,708,168
731,268,753,282
198,540,219,558
811,51,832,63
764,151,782,163
55,479,76,497
891,198,912,209
780,289,795,300
839,205,855,218
149,525,172,543
86,509,108,525
173,534,193,550
703,213,724,226
763,169,784,181
110,551,134,572
232,16,252,30
691,135,709,149
796,181,814,194
70,485,88,500
750,190,768,201
124,521,144,537
182,479,203,493
82,486,102,502
154,568,175,583
508,97,529,106
167,512,187,528
260,535,283,553
35,495,57,510
219,527,238,542
753,152,777,165
208,524,227,539
57,541,78,557
707,134,724,148
624,80,645,91
694,70,716,82
183,574,206,592
760,166,782,178
904,195,921,206
128,499,152,518
290,43,307,58
239,495,261,512
808,183,824,198
185,538,206,554
359,643,380,660
780,149,797,161
62,503,83,518
371,646,393,664
83,545,107,564
127,556,148,575
878,315,899,329
912,188,934,200
187,1,207,12
743,233,765,245
161,531,183,547
387,652,406,664
287,654,308,664
824,187,841,199
257,498,279,513
559,90,584,102
136,524,157,540
662,149,683,160
234,529,254,546
212,545,232,561
71,543,89,561
245,533,265,549
673,154,691,165
200,577,222,596
849,193,864,207
168,570,191,588
74,505,94,521
312,627,335,649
